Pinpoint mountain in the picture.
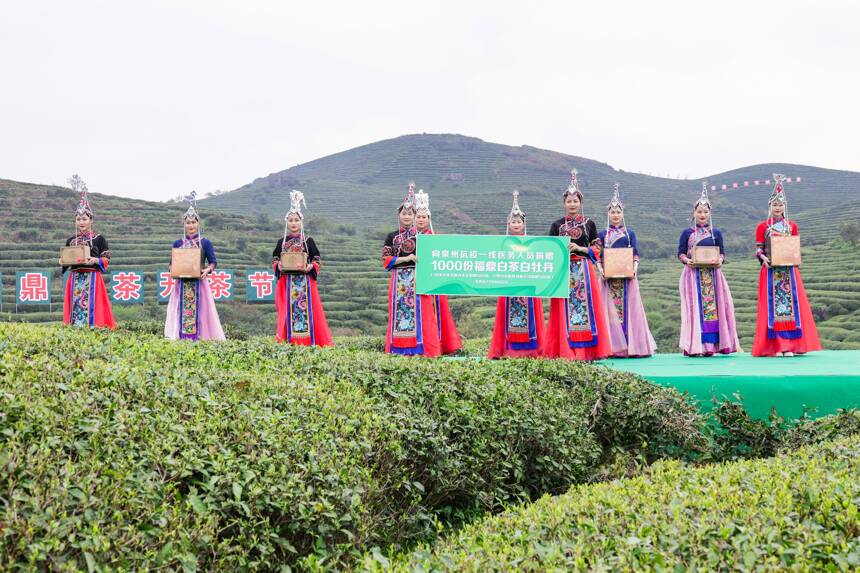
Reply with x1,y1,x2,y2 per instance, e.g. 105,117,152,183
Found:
3,133,859,350
202,133,860,256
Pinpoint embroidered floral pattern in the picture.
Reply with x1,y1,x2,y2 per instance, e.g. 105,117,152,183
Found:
393,267,417,337
392,228,417,255
767,219,790,240
508,296,529,332
609,278,626,323
567,260,591,330
559,215,590,240
71,272,92,327
698,268,718,322
772,267,796,320
605,226,627,248
181,280,198,337
687,225,713,254
289,275,310,334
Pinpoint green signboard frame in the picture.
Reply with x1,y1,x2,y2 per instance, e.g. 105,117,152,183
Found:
245,269,277,303
16,270,53,305
108,270,145,305
415,234,570,298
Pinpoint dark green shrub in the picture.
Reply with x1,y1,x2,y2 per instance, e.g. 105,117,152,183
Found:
373,436,860,572
0,323,704,571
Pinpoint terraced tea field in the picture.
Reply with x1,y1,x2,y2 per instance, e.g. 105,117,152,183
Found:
204,134,860,259
0,179,391,335
2,176,858,349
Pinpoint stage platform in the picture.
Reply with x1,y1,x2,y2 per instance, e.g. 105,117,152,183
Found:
600,351,860,420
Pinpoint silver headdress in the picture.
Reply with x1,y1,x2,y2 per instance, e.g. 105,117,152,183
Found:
288,189,306,219
415,189,430,214
694,182,711,209
605,182,630,240
607,182,624,211
283,189,308,243
70,174,93,218
692,182,714,232
183,190,200,222
414,189,432,232
507,190,526,235
397,181,415,228
768,173,787,205
399,181,417,213
563,168,583,199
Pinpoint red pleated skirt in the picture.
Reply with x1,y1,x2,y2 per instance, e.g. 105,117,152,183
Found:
752,266,821,356
385,273,441,357
275,274,333,346
488,297,545,359
544,257,611,360
433,295,463,355
63,269,116,329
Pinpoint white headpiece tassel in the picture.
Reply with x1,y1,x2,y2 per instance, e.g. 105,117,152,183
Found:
283,189,308,244
507,190,526,235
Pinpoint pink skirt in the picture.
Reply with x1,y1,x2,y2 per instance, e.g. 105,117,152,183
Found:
600,277,656,357
678,265,741,355
164,278,226,341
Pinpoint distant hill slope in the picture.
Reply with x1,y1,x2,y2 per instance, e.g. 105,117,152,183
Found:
202,134,860,256
0,179,390,335
4,130,860,350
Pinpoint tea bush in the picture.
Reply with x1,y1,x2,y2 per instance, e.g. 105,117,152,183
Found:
0,323,703,571
371,436,860,572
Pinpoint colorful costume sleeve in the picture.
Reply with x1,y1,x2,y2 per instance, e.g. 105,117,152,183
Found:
585,220,600,262
94,235,110,272
677,229,691,262
61,237,72,274
714,229,725,255
755,222,768,263
382,232,397,271
629,229,640,260
305,237,321,280
202,238,217,271
272,238,283,276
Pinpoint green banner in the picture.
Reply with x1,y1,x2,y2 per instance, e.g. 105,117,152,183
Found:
416,234,570,298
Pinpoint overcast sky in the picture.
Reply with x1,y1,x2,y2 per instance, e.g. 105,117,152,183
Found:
1,0,857,201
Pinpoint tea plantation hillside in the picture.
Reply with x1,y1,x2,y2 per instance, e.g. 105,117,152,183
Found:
0,178,391,335
448,242,860,351
203,133,860,257
2,176,859,349
635,242,860,351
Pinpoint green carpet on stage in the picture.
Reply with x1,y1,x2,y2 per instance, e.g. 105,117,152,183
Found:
600,351,860,420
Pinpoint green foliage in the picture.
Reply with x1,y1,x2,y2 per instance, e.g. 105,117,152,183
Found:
707,399,860,463
371,436,860,572
839,220,860,246
0,323,704,571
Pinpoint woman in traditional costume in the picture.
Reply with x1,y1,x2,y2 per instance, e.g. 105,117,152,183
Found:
381,182,441,356
61,180,117,329
414,189,463,355
544,169,611,360
677,184,741,356
164,192,225,341
752,174,821,356
488,191,546,359
271,190,333,346
596,183,656,357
